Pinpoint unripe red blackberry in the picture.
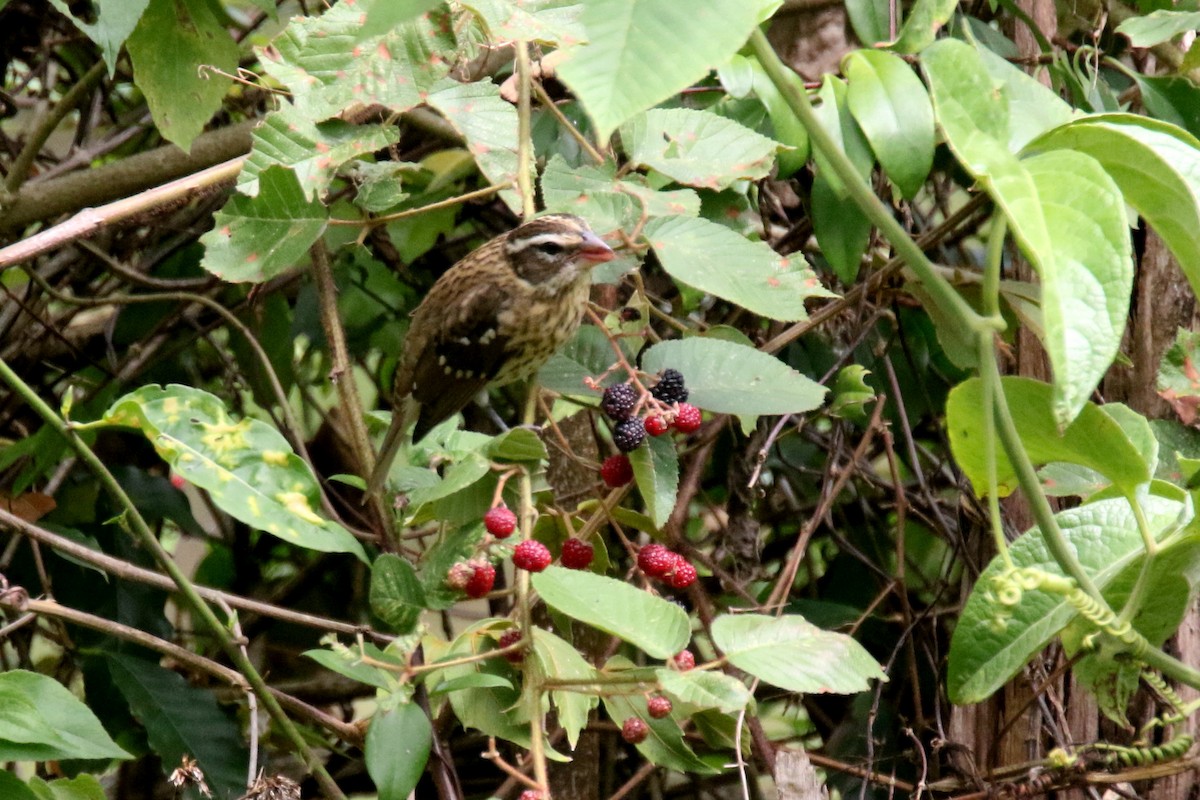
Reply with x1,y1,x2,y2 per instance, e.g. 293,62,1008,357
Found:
484,506,518,538
637,544,674,578
464,563,496,598
445,561,474,590
600,453,634,487
519,792,541,800
621,717,649,744
647,695,672,719
650,369,688,404
644,415,670,436
613,417,646,452
560,538,594,570
668,558,697,589
672,403,702,434
600,383,638,420
513,540,552,572
672,650,695,670
497,628,524,663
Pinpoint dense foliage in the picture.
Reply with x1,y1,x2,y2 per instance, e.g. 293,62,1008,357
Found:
5,0,1200,798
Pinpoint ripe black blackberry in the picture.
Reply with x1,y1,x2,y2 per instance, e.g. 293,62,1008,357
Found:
613,417,646,452
601,383,639,420
650,369,688,404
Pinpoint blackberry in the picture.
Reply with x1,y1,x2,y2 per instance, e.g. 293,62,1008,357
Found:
650,369,688,404
513,540,552,572
601,383,639,420
668,559,697,589
497,628,525,663
637,544,675,578
647,696,673,719
484,506,518,538
613,417,646,452
672,403,702,434
600,454,634,487
464,563,496,598
560,538,594,570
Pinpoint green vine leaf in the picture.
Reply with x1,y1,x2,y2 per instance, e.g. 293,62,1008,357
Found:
0,670,130,763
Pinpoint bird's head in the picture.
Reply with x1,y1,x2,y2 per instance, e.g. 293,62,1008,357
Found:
503,214,615,288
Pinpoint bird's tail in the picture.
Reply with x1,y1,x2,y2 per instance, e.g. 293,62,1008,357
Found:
364,398,413,501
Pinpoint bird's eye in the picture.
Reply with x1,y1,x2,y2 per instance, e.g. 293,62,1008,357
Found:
535,241,565,256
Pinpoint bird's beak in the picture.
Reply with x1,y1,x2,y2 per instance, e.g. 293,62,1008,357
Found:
578,231,615,264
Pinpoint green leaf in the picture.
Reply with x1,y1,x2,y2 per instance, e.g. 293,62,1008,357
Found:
620,108,784,190
845,0,890,46
946,494,1188,703
629,434,679,529
47,0,149,73
1158,328,1200,425
103,384,365,560
975,45,1073,152
1027,115,1200,300
844,49,935,198
359,0,443,38
487,428,549,462
462,0,590,45
199,166,328,283
540,155,700,237
947,377,1152,497
0,670,130,762
810,173,872,283
366,703,432,800
556,0,769,144
259,4,454,121
106,653,246,799
1116,9,1200,47
656,668,752,713
438,621,530,746
0,772,37,800
531,629,600,748
538,321,633,398
924,41,1133,423
238,108,400,199
811,76,875,199
304,648,397,691
426,78,529,213
828,364,875,423
711,614,885,694
884,0,957,53
126,0,238,151
1134,75,1200,140
738,55,810,175
644,216,832,322
642,338,827,416
429,672,513,695
601,686,718,774
532,566,690,658
371,554,427,634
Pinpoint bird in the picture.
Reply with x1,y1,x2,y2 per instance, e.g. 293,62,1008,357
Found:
365,213,615,498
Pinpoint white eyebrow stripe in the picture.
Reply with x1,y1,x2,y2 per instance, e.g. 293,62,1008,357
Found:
506,232,579,253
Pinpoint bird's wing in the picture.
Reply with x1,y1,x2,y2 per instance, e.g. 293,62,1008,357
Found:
406,283,512,439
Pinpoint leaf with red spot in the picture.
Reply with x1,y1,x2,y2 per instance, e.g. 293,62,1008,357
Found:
199,166,327,283
621,108,786,191
1159,328,1200,425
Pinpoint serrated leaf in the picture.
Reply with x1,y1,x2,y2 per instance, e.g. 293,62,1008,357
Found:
844,49,934,198
947,495,1188,703
259,4,454,120
126,0,237,151
429,672,513,695
106,653,246,799
359,0,443,38
426,78,529,213
711,614,885,694
238,107,400,198
1116,10,1200,47
656,668,751,713
642,338,826,416
486,428,548,463
532,629,600,748
532,566,690,658
540,155,700,236
439,621,530,746
601,690,718,774
620,108,784,190
461,0,588,45
304,648,396,691
1027,114,1200,299
644,216,832,322
629,435,678,529
0,670,130,763
556,0,768,144
103,384,365,560
366,703,431,800
199,166,328,283
371,554,427,634
947,377,1152,498
538,324,629,398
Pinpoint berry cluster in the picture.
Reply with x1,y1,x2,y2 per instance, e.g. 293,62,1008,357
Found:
636,543,697,589
599,369,703,455
446,560,496,599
